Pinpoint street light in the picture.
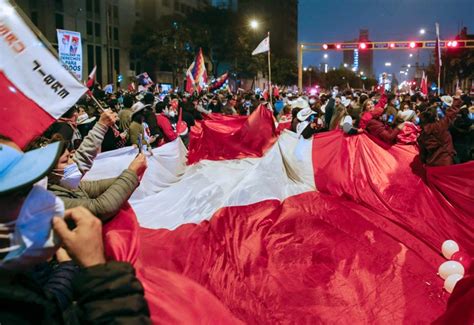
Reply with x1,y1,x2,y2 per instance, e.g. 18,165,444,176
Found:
385,62,391,67
419,28,426,35
249,20,259,29
407,64,411,68
343,63,348,68
323,53,328,59
303,67,307,71
360,71,364,75
409,54,413,58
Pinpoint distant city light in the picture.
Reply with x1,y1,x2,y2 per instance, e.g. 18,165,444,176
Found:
407,64,411,68
419,28,426,35
385,62,392,67
343,63,348,68
409,54,413,57
409,42,416,48
323,53,328,59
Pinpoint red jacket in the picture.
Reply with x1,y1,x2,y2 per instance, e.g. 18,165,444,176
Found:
156,114,177,143
418,101,460,166
366,119,400,144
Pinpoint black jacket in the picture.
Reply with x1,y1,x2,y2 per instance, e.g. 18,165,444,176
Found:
0,262,151,324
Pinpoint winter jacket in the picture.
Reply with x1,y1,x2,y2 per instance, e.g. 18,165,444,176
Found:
0,262,150,324
49,169,139,222
366,119,400,144
72,122,108,174
418,101,460,166
156,114,178,143
118,108,133,131
128,121,151,148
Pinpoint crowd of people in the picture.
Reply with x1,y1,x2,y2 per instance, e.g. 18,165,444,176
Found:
0,78,473,323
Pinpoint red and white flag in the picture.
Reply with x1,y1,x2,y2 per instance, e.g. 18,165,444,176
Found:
85,65,96,89
420,71,428,96
85,106,473,323
0,0,87,147
127,82,136,92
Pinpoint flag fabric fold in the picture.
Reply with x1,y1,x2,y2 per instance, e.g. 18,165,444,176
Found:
91,107,473,323
85,65,97,89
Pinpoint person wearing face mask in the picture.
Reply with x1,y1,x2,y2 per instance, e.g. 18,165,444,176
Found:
155,101,178,144
418,96,462,166
0,138,151,323
44,134,148,222
128,102,156,149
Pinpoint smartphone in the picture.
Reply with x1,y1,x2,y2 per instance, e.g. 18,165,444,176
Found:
138,134,143,154
388,115,394,124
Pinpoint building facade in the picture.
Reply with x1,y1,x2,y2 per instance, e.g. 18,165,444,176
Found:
15,0,209,86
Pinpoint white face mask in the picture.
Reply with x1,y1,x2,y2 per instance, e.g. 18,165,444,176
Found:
56,163,82,190
169,110,176,118
0,185,65,270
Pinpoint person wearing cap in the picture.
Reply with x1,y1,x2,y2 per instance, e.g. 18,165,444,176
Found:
128,102,155,149
365,107,402,145
0,137,150,324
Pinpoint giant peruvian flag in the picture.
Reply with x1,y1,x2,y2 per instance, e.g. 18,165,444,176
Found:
85,106,474,324
0,0,87,148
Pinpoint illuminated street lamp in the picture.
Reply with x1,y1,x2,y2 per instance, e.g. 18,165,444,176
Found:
343,63,348,68
249,20,259,29
419,28,426,35
385,62,391,67
409,54,413,58
407,64,411,68
323,53,328,59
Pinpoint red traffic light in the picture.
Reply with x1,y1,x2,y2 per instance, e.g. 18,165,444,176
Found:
447,40,458,47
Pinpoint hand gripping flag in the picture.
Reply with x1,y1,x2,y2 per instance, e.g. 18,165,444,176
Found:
0,0,87,148
252,36,269,55
186,48,207,94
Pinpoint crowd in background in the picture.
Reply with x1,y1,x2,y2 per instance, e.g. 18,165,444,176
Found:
0,79,473,323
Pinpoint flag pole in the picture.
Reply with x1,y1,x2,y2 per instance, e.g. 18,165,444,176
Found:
267,32,272,106
436,23,441,96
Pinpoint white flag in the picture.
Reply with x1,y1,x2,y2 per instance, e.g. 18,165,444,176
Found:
252,36,270,55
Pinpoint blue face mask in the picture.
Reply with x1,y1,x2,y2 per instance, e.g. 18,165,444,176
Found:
0,186,64,270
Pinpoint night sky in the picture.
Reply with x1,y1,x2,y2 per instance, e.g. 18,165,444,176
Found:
298,0,474,81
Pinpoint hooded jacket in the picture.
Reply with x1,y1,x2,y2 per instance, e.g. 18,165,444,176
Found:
418,100,461,166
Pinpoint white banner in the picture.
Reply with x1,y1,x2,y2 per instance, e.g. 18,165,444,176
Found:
0,0,87,118
56,29,82,80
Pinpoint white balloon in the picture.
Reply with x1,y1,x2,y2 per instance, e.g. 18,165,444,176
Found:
441,240,459,259
444,274,463,293
438,261,465,280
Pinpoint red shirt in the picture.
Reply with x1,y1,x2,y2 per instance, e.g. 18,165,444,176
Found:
156,114,178,142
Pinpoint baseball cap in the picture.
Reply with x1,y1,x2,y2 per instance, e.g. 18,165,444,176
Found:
0,141,63,195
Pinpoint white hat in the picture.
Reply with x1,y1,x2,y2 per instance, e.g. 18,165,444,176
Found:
297,107,313,122
441,96,453,107
131,102,146,116
398,109,416,122
290,97,310,110
77,113,96,125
